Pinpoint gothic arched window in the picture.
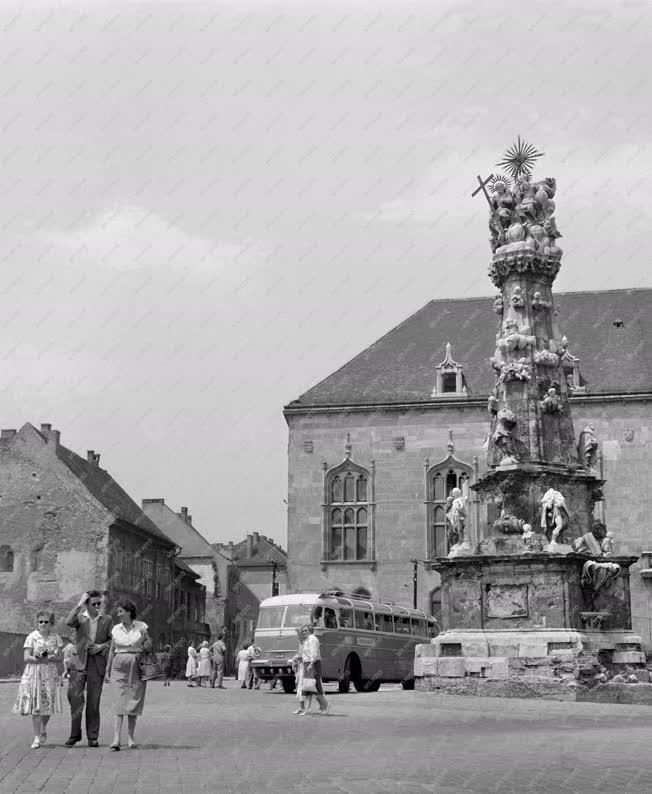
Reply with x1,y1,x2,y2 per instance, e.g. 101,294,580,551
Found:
426,458,472,558
324,460,373,562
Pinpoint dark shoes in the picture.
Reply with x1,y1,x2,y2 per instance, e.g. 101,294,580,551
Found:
88,740,99,747
65,736,81,747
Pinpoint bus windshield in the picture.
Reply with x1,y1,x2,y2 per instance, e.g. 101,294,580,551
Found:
283,604,312,628
257,606,286,629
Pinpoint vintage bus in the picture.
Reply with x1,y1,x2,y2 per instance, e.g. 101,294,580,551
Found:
250,591,438,693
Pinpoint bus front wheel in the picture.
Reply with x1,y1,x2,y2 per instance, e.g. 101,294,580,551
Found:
281,676,296,694
401,678,415,690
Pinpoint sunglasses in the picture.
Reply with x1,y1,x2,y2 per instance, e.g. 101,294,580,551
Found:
37,620,50,624
90,601,102,607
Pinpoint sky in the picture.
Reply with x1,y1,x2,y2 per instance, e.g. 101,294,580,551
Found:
1,0,651,547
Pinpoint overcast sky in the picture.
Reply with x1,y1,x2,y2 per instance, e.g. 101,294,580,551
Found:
1,0,650,546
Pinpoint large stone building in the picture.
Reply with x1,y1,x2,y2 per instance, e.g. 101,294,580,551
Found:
0,422,208,654
284,288,652,647
213,532,288,667
141,498,223,636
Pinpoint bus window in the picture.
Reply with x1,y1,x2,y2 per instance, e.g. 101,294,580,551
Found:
256,606,285,629
339,608,353,628
324,608,337,629
283,604,312,628
312,606,324,628
411,617,428,636
354,610,375,631
375,614,393,633
395,616,411,635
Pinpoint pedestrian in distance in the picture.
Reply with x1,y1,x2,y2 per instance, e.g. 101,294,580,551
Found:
236,644,250,688
185,642,198,687
197,640,212,687
13,611,64,748
158,645,172,686
299,624,329,715
291,627,312,717
64,590,113,747
210,633,227,689
104,599,153,750
246,638,262,689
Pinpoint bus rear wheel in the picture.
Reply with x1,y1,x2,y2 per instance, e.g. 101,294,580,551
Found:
281,676,296,694
354,678,381,693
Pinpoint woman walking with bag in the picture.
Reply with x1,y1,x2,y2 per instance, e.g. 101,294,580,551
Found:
291,627,313,716
104,599,152,750
185,642,198,687
13,611,64,748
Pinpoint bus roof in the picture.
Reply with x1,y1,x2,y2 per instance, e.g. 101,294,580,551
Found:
258,593,435,621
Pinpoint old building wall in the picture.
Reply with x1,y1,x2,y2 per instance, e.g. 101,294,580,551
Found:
286,397,651,643
0,429,111,636
179,558,223,637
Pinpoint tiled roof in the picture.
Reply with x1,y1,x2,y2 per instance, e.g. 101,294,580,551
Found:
288,288,651,407
230,536,287,567
141,500,215,558
54,441,176,547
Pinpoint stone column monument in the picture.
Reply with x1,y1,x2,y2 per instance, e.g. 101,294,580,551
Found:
415,140,647,700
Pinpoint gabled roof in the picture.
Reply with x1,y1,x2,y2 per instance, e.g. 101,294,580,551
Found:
53,440,176,547
141,500,215,558
287,288,651,408
174,557,201,579
222,535,287,568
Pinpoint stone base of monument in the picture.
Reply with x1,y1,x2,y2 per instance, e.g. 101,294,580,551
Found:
414,628,649,703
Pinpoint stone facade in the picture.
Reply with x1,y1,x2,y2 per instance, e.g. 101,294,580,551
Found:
0,422,208,651
286,395,652,645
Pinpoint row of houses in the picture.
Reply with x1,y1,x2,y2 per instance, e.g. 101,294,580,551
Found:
0,422,286,676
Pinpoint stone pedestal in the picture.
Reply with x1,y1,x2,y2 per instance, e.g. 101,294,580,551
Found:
414,553,644,700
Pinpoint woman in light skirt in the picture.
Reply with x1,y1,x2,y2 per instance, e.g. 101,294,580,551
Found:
185,642,198,687
197,641,212,687
105,599,152,750
13,611,64,748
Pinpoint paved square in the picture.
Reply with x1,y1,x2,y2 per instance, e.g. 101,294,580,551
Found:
1,679,651,793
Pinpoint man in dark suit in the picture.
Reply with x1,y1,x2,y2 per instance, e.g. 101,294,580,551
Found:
65,591,113,747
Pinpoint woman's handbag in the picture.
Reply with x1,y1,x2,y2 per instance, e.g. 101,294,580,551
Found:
137,651,164,681
301,677,318,694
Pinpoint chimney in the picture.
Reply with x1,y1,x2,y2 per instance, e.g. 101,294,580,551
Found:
1,429,16,440
40,424,59,449
93,453,100,466
246,534,254,558
179,507,192,523
87,450,94,463
253,531,260,545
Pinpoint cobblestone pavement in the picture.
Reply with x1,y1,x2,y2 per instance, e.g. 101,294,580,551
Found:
1,678,652,793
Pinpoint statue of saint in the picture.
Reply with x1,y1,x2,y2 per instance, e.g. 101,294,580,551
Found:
492,408,520,464
540,387,562,414
571,522,607,556
601,531,615,557
578,424,599,471
540,488,570,544
445,487,466,547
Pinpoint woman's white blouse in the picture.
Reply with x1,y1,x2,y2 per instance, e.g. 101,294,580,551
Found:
111,620,149,653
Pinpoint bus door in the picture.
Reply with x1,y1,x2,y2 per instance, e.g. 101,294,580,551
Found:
373,613,396,677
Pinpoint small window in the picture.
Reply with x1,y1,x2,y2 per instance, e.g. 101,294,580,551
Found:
0,545,14,573
323,608,337,629
339,608,353,628
442,373,457,393
394,616,411,635
257,606,285,629
354,610,375,631
283,604,312,628
375,614,393,633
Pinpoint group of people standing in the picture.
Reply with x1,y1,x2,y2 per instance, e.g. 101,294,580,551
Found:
13,591,153,750
185,634,227,688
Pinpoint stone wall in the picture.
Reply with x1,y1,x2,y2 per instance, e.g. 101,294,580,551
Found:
286,396,651,643
0,429,111,637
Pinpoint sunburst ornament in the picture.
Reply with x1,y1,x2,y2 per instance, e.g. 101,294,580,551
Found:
496,136,544,180
489,173,512,194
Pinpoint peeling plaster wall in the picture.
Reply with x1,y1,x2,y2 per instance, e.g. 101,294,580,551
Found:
0,432,111,636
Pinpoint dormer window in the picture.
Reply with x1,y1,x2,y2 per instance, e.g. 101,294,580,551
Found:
560,347,587,394
432,342,467,397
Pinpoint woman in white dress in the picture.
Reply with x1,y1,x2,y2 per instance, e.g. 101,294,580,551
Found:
104,599,153,750
185,642,198,687
291,628,312,716
13,611,64,748
197,641,212,687
236,644,250,689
